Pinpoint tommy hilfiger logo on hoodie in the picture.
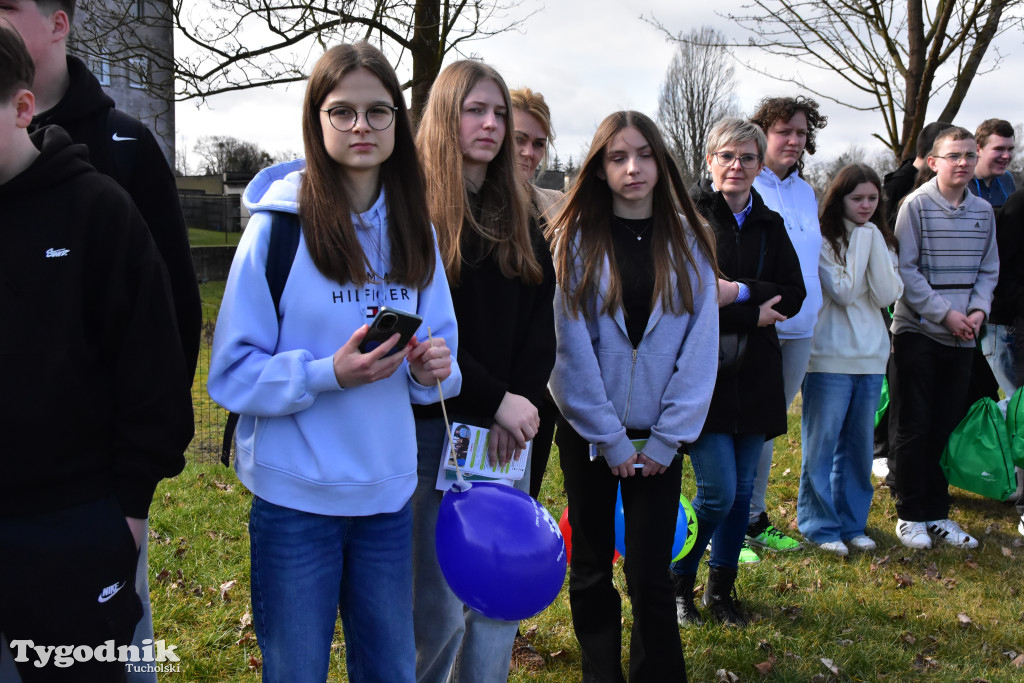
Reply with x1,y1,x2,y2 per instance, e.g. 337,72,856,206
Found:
45,248,70,258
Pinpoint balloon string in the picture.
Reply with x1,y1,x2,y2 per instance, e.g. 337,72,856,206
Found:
427,327,465,486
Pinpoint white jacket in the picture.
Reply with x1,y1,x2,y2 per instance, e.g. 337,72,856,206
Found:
753,167,823,339
808,220,903,374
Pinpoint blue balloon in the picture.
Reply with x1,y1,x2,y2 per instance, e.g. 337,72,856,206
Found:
436,482,567,621
613,484,692,560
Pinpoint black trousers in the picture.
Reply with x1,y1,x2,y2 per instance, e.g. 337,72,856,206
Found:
529,395,562,500
890,333,974,521
0,496,141,682
557,418,687,683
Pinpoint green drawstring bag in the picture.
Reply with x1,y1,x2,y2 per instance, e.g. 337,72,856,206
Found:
874,376,889,429
1005,386,1024,468
940,397,1016,501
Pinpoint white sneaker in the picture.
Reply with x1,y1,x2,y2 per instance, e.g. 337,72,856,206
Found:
845,535,877,551
872,458,889,479
926,519,978,549
1018,514,1024,538
816,540,849,557
896,519,932,549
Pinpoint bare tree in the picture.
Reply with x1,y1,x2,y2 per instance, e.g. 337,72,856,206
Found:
645,1,1023,162
656,26,739,186
74,0,534,120
803,144,896,196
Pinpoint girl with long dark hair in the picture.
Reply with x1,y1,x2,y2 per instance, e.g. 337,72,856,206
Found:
208,43,458,681
548,110,718,682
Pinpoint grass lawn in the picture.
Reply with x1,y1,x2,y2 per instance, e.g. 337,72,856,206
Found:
158,408,1024,681
189,227,242,247
166,286,1024,680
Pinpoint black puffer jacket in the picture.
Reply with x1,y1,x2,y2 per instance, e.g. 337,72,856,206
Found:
691,180,806,438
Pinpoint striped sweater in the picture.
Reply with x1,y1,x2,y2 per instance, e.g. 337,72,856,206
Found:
890,178,999,346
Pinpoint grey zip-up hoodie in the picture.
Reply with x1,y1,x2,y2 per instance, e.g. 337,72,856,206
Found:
891,178,998,347
549,234,718,467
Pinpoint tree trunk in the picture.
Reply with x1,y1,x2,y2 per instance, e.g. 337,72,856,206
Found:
410,0,442,126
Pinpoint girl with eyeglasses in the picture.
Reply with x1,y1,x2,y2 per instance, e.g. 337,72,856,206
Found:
208,43,459,681
797,164,902,557
670,118,804,628
411,61,556,683
547,111,718,681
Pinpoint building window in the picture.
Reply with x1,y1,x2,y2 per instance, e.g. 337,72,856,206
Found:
128,56,149,89
89,52,111,86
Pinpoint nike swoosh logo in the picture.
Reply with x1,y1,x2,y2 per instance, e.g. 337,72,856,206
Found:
97,581,126,603
112,133,138,142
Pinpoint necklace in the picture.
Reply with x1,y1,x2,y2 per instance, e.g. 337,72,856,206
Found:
615,217,651,241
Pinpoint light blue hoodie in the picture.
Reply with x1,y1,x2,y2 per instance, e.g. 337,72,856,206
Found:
208,160,461,516
753,167,823,339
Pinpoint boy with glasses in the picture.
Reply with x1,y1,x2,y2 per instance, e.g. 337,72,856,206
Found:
889,127,999,550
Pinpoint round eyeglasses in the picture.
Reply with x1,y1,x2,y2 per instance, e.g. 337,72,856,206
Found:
321,105,398,132
711,152,762,169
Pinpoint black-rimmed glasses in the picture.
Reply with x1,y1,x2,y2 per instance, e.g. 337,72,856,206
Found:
712,152,762,169
321,105,398,132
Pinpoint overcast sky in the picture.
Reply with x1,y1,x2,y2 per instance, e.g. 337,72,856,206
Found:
175,0,1024,172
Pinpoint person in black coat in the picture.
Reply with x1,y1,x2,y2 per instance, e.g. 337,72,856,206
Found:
670,117,805,628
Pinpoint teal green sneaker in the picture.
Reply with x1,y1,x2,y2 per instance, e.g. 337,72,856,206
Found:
738,541,760,564
746,512,803,551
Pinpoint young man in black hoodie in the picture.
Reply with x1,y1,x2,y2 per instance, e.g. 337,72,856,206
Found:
0,5,199,678
0,23,193,681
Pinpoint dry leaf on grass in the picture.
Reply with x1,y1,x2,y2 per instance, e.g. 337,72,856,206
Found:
821,657,839,674
1012,653,1024,668
220,579,237,602
957,613,972,626
240,609,252,628
715,669,739,682
754,656,776,675
894,573,913,588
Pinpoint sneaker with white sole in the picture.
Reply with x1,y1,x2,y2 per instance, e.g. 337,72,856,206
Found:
845,535,876,551
738,541,761,564
816,540,849,557
1019,514,1024,538
872,458,889,479
896,519,932,549
746,512,803,551
926,518,978,548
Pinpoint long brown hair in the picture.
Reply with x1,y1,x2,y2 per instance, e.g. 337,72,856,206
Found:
416,60,540,285
300,42,434,287
819,163,897,263
548,111,717,318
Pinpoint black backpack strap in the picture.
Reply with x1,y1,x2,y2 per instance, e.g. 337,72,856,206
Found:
221,211,301,466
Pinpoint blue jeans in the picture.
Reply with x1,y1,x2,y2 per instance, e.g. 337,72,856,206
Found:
411,418,527,683
981,323,1018,395
672,433,765,573
750,337,812,523
249,496,415,683
797,373,881,543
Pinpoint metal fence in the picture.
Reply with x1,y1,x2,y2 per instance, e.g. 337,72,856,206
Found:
189,312,229,464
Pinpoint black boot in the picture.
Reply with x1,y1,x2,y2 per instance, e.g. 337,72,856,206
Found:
670,571,703,626
701,565,748,627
